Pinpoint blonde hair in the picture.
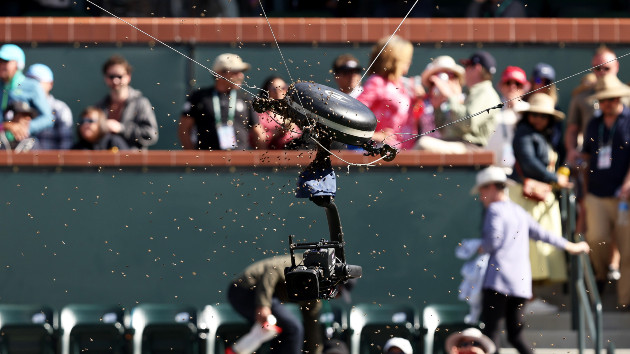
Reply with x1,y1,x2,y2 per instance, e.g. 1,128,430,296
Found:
369,35,413,81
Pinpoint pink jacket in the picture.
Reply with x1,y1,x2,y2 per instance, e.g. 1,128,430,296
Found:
357,75,417,150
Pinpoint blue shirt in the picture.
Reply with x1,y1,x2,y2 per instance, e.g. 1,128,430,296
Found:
481,200,568,299
582,106,630,197
1,71,54,135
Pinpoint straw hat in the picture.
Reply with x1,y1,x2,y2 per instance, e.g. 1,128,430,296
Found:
444,328,496,354
470,166,514,194
589,74,630,101
421,55,465,88
520,93,565,121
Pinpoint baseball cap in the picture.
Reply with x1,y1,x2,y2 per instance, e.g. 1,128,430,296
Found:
532,62,555,82
383,337,413,354
5,101,38,119
212,53,250,73
500,66,527,85
461,51,496,75
26,63,54,83
0,44,26,70
471,166,513,194
333,54,362,73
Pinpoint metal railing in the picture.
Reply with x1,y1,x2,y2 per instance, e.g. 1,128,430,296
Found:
560,188,609,354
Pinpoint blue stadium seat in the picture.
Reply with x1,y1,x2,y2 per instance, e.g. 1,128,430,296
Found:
0,304,56,354
129,304,200,354
59,304,127,354
348,303,419,354
422,304,470,354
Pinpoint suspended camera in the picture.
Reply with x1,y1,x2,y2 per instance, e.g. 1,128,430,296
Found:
253,82,394,300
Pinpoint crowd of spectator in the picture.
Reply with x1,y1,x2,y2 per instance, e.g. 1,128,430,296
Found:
2,0,630,18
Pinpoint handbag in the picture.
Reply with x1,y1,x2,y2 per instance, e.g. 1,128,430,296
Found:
515,162,552,202
521,177,552,202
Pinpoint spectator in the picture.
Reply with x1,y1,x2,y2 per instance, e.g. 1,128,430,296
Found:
473,166,589,354
445,328,495,354
178,53,264,150
417,55,466,139
417,51,500,153
25,63,74,149
257,76,301,149
226,255,323,354
509,93,572,312
357,35,420,150
0,101,38,152
526,62,558,103
485,66,529,172
565,46,629,167
0,44,53,146
466,0,527,17
73,106,130,150
581,74,630,309
332,54,363,97
95,55,158,150
383,337,413,354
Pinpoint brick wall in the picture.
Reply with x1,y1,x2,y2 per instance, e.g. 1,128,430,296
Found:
2,17,630,44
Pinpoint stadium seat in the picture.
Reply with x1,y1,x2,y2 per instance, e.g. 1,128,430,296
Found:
319,302,348,340
129,304,200,354
198,303,249,354
59,304,127,354
422,304,470,354
0,304,56,354
348,303,419,354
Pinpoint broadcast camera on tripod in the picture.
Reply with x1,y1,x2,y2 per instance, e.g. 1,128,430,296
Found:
253,81,397,301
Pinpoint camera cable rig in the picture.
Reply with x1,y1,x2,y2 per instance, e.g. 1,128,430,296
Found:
253,81,397,301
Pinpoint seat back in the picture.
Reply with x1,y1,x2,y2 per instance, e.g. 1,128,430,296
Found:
349,303,419,354
0,304,55,354
59,304,127,354
198,304,249,354
129,304,198,354
422,304,470,354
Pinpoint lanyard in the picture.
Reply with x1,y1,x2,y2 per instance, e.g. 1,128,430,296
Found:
1,72,24,112
212,89,237,127
598,118,617,148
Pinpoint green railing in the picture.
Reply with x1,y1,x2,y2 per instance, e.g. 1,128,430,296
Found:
560,188,608,354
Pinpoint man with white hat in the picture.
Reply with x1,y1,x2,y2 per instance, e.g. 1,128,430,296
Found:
25,63,73,149
444,328,495,354
383,337,413,354
581,74,630,309
178,53,264,150
472,166,589,354
0,44,53,145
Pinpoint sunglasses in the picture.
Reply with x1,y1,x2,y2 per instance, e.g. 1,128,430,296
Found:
534,77,552,85
81,118,96,124
457,340,483,349
503,80,524,88
107,74,124,80
593,66,612,73
529,112,552,120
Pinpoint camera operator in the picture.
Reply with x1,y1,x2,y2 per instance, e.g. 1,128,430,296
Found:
228,254,351,354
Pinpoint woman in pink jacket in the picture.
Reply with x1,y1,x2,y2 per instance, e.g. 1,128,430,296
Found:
357,35,419,150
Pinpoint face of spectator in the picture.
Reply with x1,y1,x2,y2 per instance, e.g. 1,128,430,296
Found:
0,59,18,82
334,69,361,94
591,52,619,78
449,339,488,354
79,111,102,143
216,70,245,92
104,63,131,91
385,347,406,354
267,78,288,100
500,79,527,100
598,96,622,117
527,112,553,132
464,63,481,86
